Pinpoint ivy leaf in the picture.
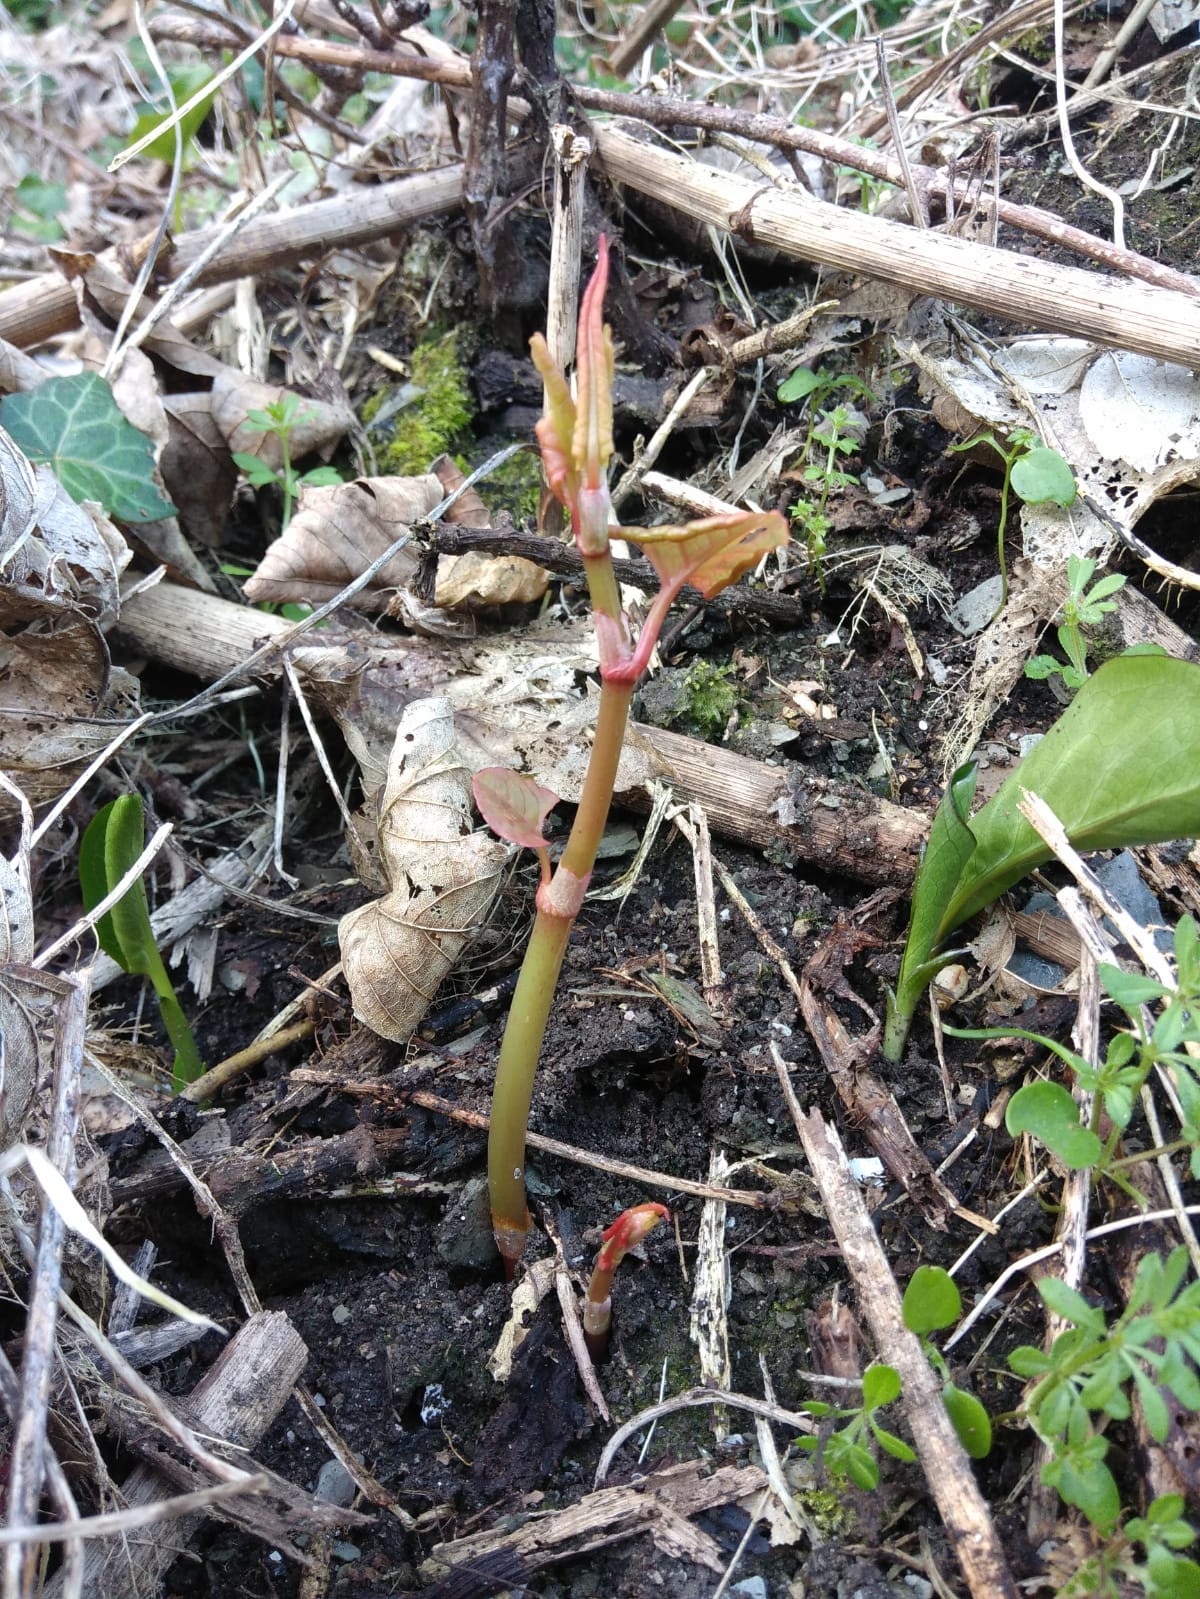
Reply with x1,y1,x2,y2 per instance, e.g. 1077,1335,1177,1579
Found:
1,371,176,523
472,767,559,850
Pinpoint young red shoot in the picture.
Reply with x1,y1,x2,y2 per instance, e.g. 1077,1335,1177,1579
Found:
583,1202,670,1361
482,239,787,1275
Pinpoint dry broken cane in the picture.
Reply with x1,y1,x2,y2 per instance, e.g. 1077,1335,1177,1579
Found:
473,238,787,1274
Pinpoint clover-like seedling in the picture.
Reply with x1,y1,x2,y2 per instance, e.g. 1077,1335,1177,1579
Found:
582,1201,669,1361
474,239,787,1274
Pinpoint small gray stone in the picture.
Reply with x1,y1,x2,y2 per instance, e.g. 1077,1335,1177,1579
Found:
731,1579,768,1599
435,1176,497,1270
331,1542,361,1563
331,1304,350,1326
314,1460,356,1508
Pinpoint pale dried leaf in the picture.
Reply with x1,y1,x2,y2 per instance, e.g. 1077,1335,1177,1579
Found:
435,552,548,608
340,698,510,1042
339,835,507,1042
243,475,443,608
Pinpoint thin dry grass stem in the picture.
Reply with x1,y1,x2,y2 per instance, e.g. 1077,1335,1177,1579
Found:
544,1220,612,1423
947,1205,1200,1352
3,973,86,1599
1079,0,1162,91
33,828,173,972
283,658,356,832
0,1478,270,1549
1025,884,1103,1542
1053,0,1126,248
1017,790,1200,1276
0,1342,81,1599
874,37,927,227
88,1051,263,1316
275,680,298,888
686,803,724,1016
408,1090,773,1210
610,367,711,515
596,1386,818,1484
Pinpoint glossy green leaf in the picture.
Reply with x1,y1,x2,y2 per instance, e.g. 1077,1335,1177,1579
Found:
1006,1081,1103,1169
939,655,1200,939
1038,1276,1105,1330
1,371,175,523
79,795,201,1089
943,1382,992,1459
903,1265,961,1335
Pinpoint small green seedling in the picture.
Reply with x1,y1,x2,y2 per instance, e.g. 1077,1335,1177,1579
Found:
232,392,343,529
902,1265,992,1459
779,368,874,590
1025,553,1126,692
1010,1248,1200,1536
951,427,1075,614
582,1201,669,1361
80,796,202,1089
883,651,1200,1060
798,1362,915,1490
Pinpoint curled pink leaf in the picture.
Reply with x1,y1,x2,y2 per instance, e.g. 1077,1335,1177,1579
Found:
529,333,577,507
595,1201,670,1279
571,237,615,494
472,766,560,851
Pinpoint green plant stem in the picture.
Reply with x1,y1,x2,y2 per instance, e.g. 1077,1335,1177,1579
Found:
488,677,634,1270
280,432,295,528
995,455,1011,614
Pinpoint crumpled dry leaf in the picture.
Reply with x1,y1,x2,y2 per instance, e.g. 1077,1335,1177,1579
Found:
244,470,548,618
0,422,139,820
244,474,443,609
339,698,510,1042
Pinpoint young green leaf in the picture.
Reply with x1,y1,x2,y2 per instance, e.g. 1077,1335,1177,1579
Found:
79,796,202,1089
943,1382,992,1459
1010,446,1076,507
777,367,823,403
1100,964,1170,1009
861,1362,902,1409
903,1265,962,1335
1006,1081,1103,1169
1,372,176,523
1037,1276,1106,1331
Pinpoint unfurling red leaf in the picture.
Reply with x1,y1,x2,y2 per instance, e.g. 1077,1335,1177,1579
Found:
473,767,560,850
624,511,788,600
596,1201,670,1274
572,236,615,492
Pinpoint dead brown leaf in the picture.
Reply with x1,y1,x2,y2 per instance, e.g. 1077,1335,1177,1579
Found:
339,697,509,1042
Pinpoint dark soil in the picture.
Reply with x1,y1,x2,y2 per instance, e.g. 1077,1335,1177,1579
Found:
33,29,1200,1599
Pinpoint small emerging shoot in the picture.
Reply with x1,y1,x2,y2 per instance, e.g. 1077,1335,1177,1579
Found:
478,239,787,1272
583,1201,669,1361
80,795,202,1090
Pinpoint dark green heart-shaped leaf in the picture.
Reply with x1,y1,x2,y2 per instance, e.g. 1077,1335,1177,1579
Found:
2,371,176,523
